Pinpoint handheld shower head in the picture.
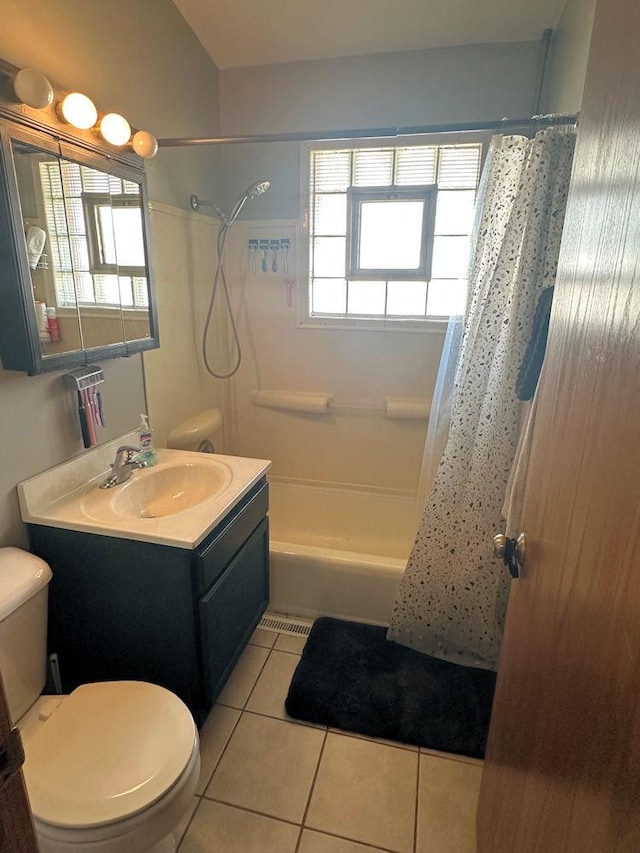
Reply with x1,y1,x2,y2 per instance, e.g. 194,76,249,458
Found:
246,180,271,199
198,177,272,380
227,179,271,224
190,180,270,226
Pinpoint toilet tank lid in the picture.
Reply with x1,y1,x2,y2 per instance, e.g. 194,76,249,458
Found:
0,548,52,622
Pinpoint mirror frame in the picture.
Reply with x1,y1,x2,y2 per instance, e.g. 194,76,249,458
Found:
0,106,158,375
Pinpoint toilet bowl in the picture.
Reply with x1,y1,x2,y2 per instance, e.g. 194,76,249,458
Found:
166,408,223,453
0,548,200,853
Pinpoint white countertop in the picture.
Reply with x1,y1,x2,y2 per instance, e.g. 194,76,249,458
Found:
18,432,271,549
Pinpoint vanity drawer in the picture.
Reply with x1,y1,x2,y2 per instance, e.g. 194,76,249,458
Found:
196,480,269,593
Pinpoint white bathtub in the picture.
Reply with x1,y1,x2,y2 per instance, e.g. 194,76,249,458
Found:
268,478,416,626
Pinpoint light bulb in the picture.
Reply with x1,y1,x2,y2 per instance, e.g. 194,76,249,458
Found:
99,113,131,147
60,93,98,130
13,69,54,109
132,130,158,158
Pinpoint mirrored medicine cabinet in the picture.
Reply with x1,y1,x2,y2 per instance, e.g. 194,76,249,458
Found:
0,115,159,375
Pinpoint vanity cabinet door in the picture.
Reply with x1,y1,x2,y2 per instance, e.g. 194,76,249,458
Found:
199,518,269,707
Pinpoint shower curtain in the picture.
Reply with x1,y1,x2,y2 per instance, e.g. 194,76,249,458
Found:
414,141,494,518
388,127,576,670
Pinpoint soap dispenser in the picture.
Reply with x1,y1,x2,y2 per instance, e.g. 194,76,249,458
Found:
137,413,157,465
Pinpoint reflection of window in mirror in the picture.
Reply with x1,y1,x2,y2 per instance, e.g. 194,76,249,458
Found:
38,160,149,311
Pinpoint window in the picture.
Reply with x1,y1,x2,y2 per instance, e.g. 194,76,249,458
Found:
347,185,436,280
39,160,149,310
306,142,483,326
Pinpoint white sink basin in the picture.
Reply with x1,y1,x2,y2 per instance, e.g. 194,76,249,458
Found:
18,437,271,548
97,461,233,519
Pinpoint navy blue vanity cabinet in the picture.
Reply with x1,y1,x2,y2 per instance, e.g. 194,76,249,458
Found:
27,479,269,725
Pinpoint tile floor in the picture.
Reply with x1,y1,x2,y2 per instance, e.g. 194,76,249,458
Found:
177,627,482,853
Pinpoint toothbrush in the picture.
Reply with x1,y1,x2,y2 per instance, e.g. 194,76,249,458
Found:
96,390,105,427
89,387,100,433
82,388,96,446
77,391,91,448
82,388,98,447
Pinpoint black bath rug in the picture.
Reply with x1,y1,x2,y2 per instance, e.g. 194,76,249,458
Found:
285,617,496,759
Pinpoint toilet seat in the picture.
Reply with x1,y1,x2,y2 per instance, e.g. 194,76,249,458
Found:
23,681,197,829
33,742,200,853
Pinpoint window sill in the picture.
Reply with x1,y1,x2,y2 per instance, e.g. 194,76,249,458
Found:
298,315,450,333
57,306,149,319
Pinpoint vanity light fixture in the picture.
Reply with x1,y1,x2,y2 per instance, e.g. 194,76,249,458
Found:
99,112,131,147
10,63,157,159
13,68,54,109
131,130,158,159
60,92,98,130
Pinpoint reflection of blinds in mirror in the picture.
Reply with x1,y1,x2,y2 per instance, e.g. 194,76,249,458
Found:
38,161,148,309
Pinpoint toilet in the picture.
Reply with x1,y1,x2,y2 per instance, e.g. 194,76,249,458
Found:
166,408,223,454
0,547,200,853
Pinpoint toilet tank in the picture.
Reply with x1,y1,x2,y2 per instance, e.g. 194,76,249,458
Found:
167,408,223,453
0,548,52,724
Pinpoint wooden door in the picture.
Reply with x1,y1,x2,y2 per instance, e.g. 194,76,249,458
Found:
0,671,38,852
477,0,640,850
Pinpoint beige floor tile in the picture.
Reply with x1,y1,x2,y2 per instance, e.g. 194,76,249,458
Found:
179,799,299,853
205,711,325,823
249,627,278,648
306,732,417,853
216,644,269,709
328,727,418,752
196,704,241,794
299,829,390,852
245,649,301,719
416,754,482,853
174,796,199,846
274,632,309,654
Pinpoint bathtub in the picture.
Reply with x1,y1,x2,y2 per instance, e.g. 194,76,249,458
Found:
268,478,416,626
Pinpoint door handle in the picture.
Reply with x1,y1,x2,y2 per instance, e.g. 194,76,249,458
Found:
493,532,526,578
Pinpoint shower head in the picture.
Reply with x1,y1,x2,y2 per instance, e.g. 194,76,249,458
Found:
246,180,271,199
190,179,270,226
227,179,271,225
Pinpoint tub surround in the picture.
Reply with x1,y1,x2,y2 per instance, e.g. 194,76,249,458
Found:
18,431,270,548
268,477,415,625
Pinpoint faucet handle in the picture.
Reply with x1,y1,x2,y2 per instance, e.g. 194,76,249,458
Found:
113,445,140,464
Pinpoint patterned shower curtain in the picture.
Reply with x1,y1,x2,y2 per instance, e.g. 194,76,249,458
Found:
388,127,576,670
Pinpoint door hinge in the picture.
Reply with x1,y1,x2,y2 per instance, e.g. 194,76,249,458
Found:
0,727,25,793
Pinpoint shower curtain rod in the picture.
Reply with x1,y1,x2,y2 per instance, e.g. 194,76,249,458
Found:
157,113,578,148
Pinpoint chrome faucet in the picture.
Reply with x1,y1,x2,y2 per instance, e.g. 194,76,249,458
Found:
100,445,148,489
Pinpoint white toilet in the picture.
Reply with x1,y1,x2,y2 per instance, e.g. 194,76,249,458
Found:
0,547,200,853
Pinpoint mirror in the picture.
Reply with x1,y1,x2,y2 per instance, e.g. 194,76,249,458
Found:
0,119,158,375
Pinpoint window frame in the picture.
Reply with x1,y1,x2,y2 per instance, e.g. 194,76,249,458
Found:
82,192,147,279
346,185,437,281
298,135,488,334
